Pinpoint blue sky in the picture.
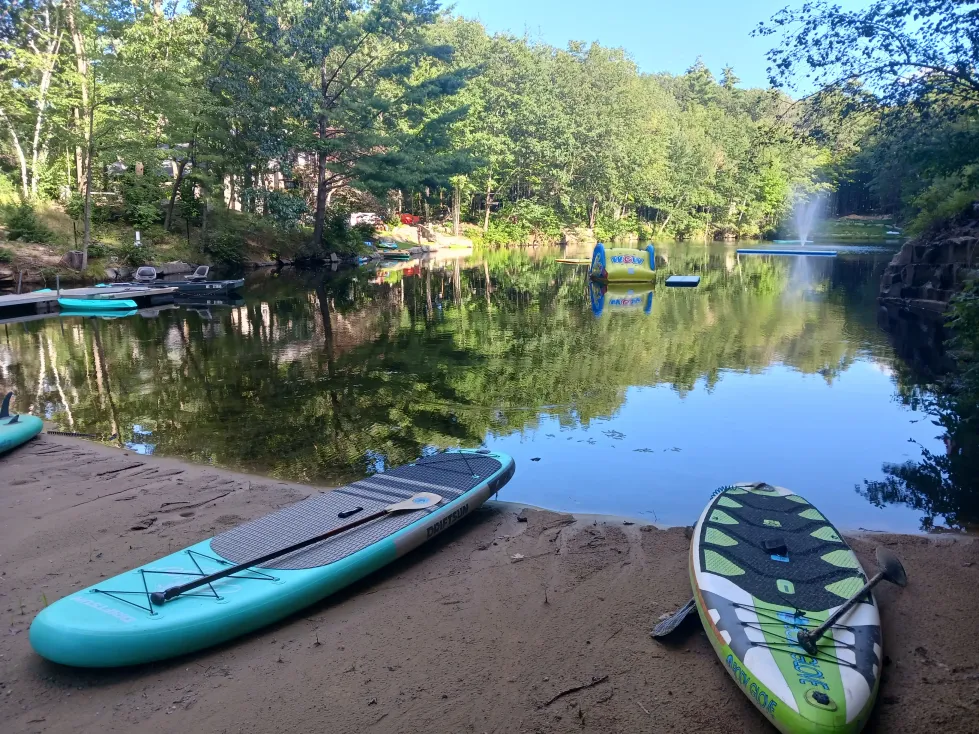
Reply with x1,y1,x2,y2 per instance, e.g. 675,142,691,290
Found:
448,0,796,89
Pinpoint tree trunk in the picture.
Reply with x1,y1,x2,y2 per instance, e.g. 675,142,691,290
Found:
423,186,430,223
312,117,330,248
66,0,90,197
589,198,598,230
164,158,188,231
30,24,62,199
452,182,461,236
0,112,30,199
482,176,492,233
81,97,95,270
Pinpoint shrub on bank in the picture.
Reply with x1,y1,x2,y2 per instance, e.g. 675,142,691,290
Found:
1,203,54,244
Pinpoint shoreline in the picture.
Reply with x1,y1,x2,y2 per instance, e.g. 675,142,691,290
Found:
1,434,977,733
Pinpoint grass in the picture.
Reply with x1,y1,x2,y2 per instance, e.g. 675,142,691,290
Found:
814,216,899,240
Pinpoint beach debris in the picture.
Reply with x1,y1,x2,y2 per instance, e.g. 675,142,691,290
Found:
543,675,609,707
511,553,525,562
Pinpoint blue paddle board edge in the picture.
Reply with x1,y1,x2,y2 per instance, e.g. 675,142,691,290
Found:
0,414,43,453
30,451,515,667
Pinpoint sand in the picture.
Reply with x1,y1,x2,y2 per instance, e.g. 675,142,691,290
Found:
1,435,978,733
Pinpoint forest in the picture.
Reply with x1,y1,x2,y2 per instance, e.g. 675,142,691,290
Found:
3,0,973,265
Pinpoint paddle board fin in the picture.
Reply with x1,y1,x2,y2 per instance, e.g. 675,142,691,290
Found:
650,598,697,638
0,391,11,419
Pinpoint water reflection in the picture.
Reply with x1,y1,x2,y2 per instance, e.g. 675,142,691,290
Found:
0,244,960,531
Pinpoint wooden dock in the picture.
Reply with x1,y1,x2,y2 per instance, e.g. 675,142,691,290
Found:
0,285,178,323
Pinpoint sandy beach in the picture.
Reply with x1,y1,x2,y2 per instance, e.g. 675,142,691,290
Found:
1,435,977,733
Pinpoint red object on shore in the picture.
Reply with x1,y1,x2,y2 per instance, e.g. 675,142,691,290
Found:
399,213,420,225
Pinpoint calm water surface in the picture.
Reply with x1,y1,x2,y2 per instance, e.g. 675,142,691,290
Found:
0,243,953,532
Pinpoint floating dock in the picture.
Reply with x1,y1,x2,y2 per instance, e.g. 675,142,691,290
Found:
665,275,701,287
736,249,837,257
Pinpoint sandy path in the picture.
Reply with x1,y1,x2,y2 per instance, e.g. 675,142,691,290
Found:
1,435,977,733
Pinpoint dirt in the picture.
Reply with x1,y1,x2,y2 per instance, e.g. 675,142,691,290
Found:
1,435,977,733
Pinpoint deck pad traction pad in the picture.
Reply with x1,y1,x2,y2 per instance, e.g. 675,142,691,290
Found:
698,488,869,612
211,454,502,570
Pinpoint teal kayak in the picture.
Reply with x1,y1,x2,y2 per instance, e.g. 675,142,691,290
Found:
0,392,43,453
31,449,516,667
58,297,138,310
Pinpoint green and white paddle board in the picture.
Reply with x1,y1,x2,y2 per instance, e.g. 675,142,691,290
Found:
0,392,43,453
31,450,515,667
692,484,881,734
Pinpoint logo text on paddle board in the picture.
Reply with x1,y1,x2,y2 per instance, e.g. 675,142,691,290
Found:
427,504,469,538
72,595,136,623
726,654,778,715
777,611,830,690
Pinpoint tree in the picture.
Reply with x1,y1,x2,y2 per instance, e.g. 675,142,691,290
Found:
0,0,65,199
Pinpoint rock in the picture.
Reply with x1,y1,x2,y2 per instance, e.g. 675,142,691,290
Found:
158,261,192,276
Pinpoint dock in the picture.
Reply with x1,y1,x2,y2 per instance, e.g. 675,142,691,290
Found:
0,285,177,323
736,249,838,257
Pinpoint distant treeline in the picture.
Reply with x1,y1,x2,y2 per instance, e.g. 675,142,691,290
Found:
2,0,975,252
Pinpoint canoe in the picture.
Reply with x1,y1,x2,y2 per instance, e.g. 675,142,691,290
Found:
0,393,43,453
30,449,516,667
58,297,138,310
692,483,881,733
556,258,591,264
385,252,412,260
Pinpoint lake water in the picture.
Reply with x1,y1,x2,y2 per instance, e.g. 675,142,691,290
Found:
0,242,955,532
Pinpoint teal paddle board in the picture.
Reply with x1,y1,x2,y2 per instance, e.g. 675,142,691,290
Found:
691,483,882,733
0,392,43,453
58,297,138,310
31,450,515,667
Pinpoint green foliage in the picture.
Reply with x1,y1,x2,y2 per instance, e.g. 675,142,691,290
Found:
198,230,246,267
594,214,640,243
243,189,308,231
115,241,153,268
0,174,19,207
87,241,110,259
120,175,164,230
1,203,53,243
0,247,13,263
906,172,979,236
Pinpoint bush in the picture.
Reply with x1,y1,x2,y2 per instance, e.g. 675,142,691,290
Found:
0,247,12,263
594,213,640,243
120,174,164,229
115,240,153,268
2,203,54,243
199,230,246,266
87,241,110,259
0,173,19,207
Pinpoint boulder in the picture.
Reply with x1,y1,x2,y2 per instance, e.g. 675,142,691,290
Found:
158,261,193,276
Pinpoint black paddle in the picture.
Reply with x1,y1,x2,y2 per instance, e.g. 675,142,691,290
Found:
796,546,907,655
149,492,443,606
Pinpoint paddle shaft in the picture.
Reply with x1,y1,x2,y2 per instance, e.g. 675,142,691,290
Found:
797,570,884,654
150,506,393,605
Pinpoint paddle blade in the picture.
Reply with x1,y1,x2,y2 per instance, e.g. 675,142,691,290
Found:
386,492,443,513
876,547,908,587
651,598,697,638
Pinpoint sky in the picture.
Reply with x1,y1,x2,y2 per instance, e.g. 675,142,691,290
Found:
448,0,799,89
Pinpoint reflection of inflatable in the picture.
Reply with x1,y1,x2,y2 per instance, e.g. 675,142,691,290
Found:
589,243,655,282
589,282,654,318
